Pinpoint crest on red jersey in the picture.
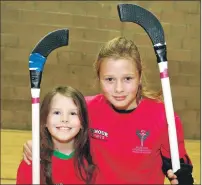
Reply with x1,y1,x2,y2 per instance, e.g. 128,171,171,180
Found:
136,130,150,147
132,129,151,154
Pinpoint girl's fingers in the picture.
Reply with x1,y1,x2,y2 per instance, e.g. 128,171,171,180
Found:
167,169,176,178
167,169,178,184
23,143,32,160
170,179,178,185
23,153,31,165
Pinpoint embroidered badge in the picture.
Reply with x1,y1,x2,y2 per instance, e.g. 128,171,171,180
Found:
136,130,149,147
132,130,151,154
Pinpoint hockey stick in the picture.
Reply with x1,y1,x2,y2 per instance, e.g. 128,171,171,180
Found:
29,29,69,184
117,4,180,173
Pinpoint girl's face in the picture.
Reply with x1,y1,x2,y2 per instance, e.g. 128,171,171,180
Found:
99,58,140,110
46,93,82,144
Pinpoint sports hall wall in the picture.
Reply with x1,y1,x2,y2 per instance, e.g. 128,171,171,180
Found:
1,1,200,139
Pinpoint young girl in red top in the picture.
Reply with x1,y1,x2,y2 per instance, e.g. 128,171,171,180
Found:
22,37,193,184
16,86,96,184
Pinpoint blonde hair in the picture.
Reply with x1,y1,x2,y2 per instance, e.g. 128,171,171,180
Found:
94,37,162,102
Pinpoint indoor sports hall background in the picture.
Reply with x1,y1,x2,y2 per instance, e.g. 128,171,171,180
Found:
1,1,200,184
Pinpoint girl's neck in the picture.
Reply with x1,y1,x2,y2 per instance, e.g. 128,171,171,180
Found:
111,104,136,113
52,138,75,155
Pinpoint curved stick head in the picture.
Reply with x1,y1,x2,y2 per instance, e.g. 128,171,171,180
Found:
31,29,69,57
29,28,69,88
117,4,165,46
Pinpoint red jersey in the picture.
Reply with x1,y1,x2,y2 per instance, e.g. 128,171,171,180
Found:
86,94,189,184
16,150,85,184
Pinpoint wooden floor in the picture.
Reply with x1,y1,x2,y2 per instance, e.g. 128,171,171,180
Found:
1,129,201,184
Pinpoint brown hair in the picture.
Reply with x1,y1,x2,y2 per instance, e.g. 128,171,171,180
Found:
40,86,95,184
94,36,162,102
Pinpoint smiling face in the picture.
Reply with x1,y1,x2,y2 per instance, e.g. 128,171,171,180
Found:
94,37,143,110
99,58,140,110
46,93,82,144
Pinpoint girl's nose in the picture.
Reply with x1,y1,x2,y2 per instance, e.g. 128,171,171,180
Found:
61,120,68,123
61,114,68,123
115,80,124,93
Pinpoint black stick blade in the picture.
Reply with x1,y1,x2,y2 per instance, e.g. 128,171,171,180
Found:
31,29,69,57
117,4,165,45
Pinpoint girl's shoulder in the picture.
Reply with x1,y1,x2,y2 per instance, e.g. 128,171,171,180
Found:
140,98,181,125
141,98,165,110
141,98,180,116
140,98,167,121
85,94,105,106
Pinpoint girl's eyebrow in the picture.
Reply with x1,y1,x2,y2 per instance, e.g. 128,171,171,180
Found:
49,108,60,110
102,74,114,77
103,74,136,77
50,108,78,111
123,74,136,76
50,108,60,110
69,109,79,111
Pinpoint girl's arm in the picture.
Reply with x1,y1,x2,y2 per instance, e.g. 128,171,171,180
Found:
161,114,194,185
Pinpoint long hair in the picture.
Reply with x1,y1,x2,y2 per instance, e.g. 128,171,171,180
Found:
94,36,163,102
40,86,95,184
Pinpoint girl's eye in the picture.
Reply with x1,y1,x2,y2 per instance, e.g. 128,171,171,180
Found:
124,77,133,81
53,111,60,115
70,112,77,115
105,77,114,82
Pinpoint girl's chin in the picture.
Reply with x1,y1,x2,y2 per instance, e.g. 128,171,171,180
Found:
52,134,75,143
54,137,73,143
112,101,136,110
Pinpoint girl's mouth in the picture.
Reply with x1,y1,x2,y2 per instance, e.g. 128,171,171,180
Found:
113,96,126,101
56,126,71,130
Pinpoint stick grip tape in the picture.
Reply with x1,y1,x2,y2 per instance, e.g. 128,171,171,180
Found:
154,45,167,63
30,70,42,89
